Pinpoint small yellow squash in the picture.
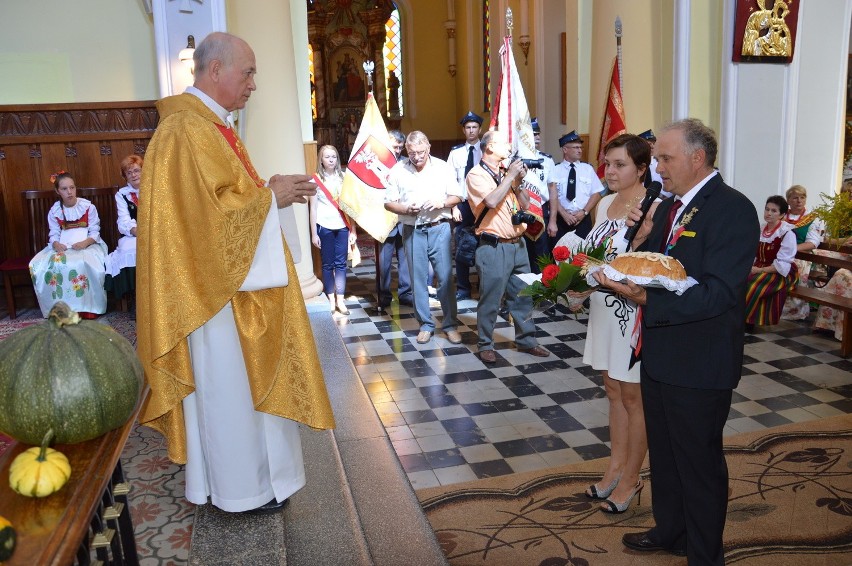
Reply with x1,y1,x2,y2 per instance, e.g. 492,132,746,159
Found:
9,430,71,498
0,514,15,562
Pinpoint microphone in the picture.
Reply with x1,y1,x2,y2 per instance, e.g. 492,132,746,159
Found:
623,181,662,247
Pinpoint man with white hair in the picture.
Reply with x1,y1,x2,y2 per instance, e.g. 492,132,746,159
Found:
385,131,463,345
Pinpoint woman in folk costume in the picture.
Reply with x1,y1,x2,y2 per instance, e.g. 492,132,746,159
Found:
781,184,824,320
104,154,142,306
29,171,108,318
309,144,357,315
567,134,658,514
745,195,799,329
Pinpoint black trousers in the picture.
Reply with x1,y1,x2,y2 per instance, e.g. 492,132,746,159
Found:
640,371,732,566
552,213,592,250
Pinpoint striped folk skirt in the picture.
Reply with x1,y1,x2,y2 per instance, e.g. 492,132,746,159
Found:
745,265,800,326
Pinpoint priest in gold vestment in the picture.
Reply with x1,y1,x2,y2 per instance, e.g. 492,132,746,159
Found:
137,32,334,514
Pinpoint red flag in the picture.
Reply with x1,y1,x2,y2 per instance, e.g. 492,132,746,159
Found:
595,59,627,178
339,94,399,242
490,36,545,240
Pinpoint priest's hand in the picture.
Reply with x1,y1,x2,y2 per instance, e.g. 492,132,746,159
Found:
269,174,317,207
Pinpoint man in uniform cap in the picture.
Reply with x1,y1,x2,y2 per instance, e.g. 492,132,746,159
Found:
548,130,603,246
447,111,484,300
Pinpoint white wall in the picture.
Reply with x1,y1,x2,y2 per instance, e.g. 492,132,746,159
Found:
0,0,158,103
724,0,852,212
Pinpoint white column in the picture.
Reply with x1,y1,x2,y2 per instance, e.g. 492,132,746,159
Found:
672,0,691,120
227,0,322,299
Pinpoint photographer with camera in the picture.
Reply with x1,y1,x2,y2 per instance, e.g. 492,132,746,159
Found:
466,129,551,364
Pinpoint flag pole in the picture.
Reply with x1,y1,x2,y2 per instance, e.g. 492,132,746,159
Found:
362,60,375,95
615,16,623,96
506,7,513,41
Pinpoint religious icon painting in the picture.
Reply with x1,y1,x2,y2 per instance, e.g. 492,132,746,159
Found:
732,0,799,63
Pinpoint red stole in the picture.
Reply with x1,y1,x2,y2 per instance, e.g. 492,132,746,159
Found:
215,123,266,188
58,209,90,230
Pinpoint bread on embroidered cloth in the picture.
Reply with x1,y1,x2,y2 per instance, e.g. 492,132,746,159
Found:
609,252,688,281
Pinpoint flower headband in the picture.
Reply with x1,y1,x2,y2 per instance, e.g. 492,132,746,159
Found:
49,170,68,184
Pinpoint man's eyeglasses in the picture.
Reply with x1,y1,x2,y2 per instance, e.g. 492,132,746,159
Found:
408,149,429,158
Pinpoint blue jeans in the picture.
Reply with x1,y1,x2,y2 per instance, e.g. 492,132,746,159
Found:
317,224,349,295
379,223,411,305
402,221,457,332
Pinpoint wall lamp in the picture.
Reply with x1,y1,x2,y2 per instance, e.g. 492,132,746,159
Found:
179,35,196,73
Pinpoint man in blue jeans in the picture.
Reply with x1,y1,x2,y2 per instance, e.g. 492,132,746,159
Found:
384,131,463,345
378,129,413,308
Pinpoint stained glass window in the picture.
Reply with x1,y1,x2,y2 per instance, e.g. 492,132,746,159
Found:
483,0,491,112
383,5,403,116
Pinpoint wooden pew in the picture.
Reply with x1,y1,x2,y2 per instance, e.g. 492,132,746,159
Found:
792,245,852,357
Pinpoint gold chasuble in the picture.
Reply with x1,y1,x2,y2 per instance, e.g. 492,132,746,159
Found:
137,93,334,464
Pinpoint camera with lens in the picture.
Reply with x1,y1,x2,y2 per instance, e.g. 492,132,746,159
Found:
511,211,537,225
510,153,544,170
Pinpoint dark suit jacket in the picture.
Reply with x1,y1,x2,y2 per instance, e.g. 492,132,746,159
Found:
639,173,759,390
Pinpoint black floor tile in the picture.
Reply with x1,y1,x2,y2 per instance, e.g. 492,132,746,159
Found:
398,453,430,473
470,459,515,479
532,405,571,421
441,417,479,432
423,448,467,469
449,429,489,447
424,394,460,409
508,384,545,397
462,402,500,416
546,416,586,433
751,412,793,428
527,434,570,453
402,409,438,424
490,398,528,412
492,438,536,458
549,391,584,405
573,443,611,460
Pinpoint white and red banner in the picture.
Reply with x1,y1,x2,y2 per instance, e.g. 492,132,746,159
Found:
595,58,627,179
339,93,399,243
490,36,545,241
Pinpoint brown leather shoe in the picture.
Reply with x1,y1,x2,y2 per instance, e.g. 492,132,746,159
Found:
446,329,462,344
519,345,550,357
479,349,497,363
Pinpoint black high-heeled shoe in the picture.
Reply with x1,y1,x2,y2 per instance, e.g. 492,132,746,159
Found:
601,480,643,514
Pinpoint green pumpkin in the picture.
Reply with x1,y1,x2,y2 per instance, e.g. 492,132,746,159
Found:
0,302,143,445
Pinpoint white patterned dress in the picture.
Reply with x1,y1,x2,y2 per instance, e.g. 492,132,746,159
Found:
582,194,640,382
29,198,108,317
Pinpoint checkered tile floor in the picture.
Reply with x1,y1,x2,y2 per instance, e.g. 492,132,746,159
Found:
334,259,852,490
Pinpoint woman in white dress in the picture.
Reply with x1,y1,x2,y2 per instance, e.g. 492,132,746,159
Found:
105,155,142,305
570,134,658,513
29,171,108,318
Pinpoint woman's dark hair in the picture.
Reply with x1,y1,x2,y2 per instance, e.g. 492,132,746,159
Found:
766,195,788,214
603,133,651,173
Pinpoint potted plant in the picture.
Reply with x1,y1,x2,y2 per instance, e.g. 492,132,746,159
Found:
813,190,852,249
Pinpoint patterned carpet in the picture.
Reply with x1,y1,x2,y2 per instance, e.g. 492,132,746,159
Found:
418,415,852,565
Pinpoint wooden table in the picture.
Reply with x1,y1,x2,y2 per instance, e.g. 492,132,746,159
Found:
0,391,146,566
792,246,852,357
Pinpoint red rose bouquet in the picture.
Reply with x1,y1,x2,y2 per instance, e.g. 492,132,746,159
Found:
519,240,608,313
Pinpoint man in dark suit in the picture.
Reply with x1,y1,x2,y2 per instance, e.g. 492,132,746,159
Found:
595,118,759,565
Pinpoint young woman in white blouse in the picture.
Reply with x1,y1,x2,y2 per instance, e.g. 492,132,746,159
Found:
309,145,356,314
